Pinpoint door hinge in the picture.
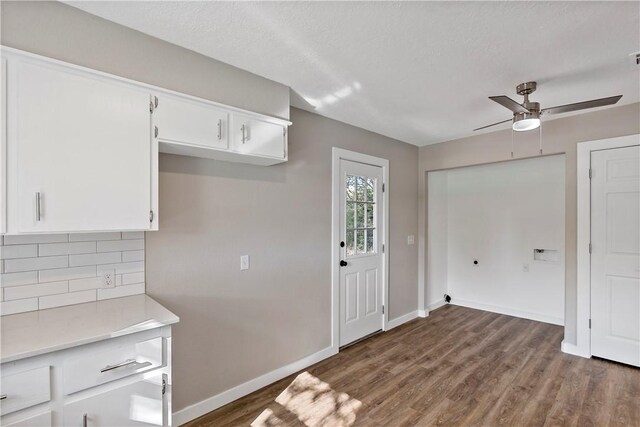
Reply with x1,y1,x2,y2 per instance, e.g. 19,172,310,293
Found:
588,168,592,179
382,244,385,253
283,127,286,137
162,378,166,395
382,183,385,192
150,210,154,223
588,318,591,329
382,305,385,314
589,243,592,254
154,126,159,138
150,96,158,114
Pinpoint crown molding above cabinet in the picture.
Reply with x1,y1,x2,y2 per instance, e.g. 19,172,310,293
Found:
0,47,291,235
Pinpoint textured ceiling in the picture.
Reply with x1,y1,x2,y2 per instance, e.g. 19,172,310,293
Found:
66,1,640,146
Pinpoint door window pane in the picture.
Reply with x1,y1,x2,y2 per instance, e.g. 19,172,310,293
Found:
356,203,365,228
356,230,365,254
346,201,355,230
345,173,378,257
346,175,356,201
346,229,355,256
366,229,374,253
356,176,366,201
366,204,374,228
367,178,375,202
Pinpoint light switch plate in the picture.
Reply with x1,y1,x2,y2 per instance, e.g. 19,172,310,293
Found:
240,255,250,271
407,235,415,245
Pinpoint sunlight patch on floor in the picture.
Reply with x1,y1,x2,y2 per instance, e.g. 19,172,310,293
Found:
251,371,362,427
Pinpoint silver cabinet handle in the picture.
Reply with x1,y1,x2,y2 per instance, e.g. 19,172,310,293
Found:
35,192,41,221
217,119,222,140
0,394,7,400
83,413,88,427
241,124,246,144
100,359,138,373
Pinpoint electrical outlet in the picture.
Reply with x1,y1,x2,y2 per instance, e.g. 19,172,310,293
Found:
523,263,530,273
407,235,415,245
102,269,115,288
240,255,250,271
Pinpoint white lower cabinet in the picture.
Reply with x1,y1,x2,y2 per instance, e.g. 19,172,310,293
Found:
63,375,165,427
0,327,173,427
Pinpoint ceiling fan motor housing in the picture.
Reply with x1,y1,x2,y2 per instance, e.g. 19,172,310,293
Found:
516,81,537,96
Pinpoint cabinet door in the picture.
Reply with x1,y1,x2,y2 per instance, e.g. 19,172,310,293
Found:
232,114,286,160
155,94,228,150
63,374,165,427
12,59,152,233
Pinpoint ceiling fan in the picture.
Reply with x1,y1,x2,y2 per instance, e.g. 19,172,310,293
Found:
474,81,622,132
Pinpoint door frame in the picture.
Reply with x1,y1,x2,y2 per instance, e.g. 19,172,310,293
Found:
573,134,640,358
331,147,389,353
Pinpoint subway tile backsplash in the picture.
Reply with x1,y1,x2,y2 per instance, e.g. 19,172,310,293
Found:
0,233,145,315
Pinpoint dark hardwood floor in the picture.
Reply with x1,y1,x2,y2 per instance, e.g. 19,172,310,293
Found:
184,305,640,427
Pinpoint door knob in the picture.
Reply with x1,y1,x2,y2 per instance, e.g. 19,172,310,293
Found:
340,260,348,267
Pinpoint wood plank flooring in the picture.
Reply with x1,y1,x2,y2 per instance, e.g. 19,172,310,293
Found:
183,305,640,427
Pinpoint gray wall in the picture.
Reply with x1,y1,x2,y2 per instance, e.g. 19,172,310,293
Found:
2,1,419,412
150,108,418,410
1,1,289,120
418,102,640,345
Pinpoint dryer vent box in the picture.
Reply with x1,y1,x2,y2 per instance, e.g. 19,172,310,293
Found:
533,249,559,262
629,52,640,69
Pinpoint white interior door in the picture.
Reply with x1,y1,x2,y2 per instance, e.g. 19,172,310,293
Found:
591,145,640,367
339,159,384,346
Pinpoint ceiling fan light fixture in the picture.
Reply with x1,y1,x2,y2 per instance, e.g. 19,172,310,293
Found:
512,111,540,132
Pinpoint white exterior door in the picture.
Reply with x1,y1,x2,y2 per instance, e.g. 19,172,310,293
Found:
339,159,384,346
591,145,640,367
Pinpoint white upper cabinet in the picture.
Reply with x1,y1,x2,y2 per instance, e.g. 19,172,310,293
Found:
0,47,290,234
154,92,290,166
153,94,229,150
232,114,287,160
5,53,155,233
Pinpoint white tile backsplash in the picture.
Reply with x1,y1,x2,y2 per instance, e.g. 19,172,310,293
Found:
0,233,145,315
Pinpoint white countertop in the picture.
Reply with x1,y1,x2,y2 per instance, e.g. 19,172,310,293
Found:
0,294,179,363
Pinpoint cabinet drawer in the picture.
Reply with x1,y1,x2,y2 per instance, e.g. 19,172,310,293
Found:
155,94,229,150
63,374,165,427
0,366,51,416
4,411,51,427
64,336,163,395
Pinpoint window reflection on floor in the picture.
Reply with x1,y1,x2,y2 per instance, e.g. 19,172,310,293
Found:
251,372,362,427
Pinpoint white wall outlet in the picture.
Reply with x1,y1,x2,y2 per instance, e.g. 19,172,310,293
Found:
240,255,250,271
523,263,530,273
102,269,116,288
407,235,415,245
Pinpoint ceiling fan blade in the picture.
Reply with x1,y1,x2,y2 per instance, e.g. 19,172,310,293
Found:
542,95,622,115
473,118,512,131
489,96,530,113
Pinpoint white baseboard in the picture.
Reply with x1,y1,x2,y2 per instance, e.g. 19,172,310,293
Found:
172,346,337,426
451,299,564,326
387,310,419,330
561,340,591,359
417,309,427,318
426,298,446,312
